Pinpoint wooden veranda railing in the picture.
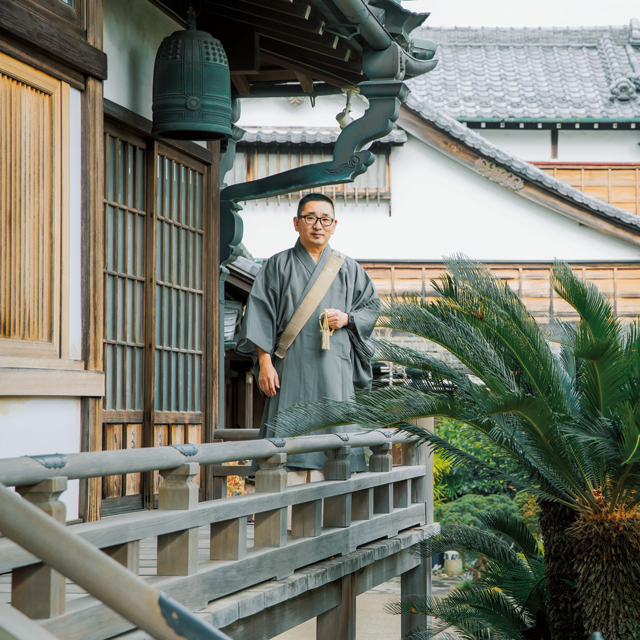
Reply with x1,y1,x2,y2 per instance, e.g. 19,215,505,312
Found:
0,428,434,640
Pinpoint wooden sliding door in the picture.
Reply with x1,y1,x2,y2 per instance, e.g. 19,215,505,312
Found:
101,122,212,515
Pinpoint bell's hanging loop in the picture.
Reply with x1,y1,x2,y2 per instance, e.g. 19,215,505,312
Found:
186,4,197,31
151,3,232,141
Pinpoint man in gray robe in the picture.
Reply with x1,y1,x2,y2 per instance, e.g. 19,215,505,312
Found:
236,193,379,474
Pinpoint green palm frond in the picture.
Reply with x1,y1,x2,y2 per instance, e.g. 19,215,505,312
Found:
389,589,533,640
478,512,540,559
412,523,524,568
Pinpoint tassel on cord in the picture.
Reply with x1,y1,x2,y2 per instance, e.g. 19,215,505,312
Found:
319,310,334,351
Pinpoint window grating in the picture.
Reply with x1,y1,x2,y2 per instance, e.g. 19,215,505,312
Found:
537,165,640,215
0,63,61,351
154,155,204,413
103,134,146,411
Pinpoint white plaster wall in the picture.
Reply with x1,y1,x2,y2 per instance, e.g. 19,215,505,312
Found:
103,0,179,119
477,129,553,162
0,398,82,520
240,134,640,262
558,130,640,162
238,95,367,129
69,87,82,360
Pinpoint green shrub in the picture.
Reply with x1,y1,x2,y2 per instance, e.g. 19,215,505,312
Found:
435,493,520,530
436,418,523,498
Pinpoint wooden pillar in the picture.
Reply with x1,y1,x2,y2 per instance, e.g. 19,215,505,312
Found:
401,562,428,637
156,463,200,576
79,0,104,524
254,453,287,548
204,140,220,502
401,418,433,636
316,574,356,640
370,443,393,514
12,478,68,618
401,418,434,524
323,446,352,528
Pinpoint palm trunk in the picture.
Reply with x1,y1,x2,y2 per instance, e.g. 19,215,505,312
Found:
569,513,640,639
539,500,583,640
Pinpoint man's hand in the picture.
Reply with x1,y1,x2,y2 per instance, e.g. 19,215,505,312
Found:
257,347,280,397
324,309,349,330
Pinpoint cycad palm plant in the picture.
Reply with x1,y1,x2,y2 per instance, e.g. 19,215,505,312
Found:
387,512,548,640
273,258,640,640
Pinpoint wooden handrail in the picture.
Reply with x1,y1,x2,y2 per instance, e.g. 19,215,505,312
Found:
0,429,409,487
0,482,232,640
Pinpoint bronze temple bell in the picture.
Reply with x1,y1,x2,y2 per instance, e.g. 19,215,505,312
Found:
152,6,232,141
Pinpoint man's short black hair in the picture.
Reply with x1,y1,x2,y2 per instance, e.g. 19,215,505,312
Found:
297,193,335,217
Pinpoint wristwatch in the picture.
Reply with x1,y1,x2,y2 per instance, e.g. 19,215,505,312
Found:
346,313,356,330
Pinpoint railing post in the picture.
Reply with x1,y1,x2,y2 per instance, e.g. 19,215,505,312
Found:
210,517,247,560
401,418,434,637
254,453,287,548
103,541,140,573
370,442,393,514
323,446,352,528
11,477,68,619
156,463,200,576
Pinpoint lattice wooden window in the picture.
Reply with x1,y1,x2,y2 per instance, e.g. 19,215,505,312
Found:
103,130,146,411
537,165,640,215
228,143,391,206
0,53,69,359
154,153,205,413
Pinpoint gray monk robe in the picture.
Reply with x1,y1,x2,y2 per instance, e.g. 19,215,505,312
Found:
236,239,379,471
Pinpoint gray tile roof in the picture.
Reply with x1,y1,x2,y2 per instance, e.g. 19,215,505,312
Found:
408,20,640,121
240,127,407,145
403,92,640,231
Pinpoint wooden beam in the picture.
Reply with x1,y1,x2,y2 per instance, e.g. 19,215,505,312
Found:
207,0,325,35
0,369,104,396
397,106,640,248
0,0,107,80
220,0,313,21
261,51,361,88
222,580,341,640
232,75,251,95
295,72,314,93
0,30,84,90
262,42,363,77
259,27,350,62
242,69,297,82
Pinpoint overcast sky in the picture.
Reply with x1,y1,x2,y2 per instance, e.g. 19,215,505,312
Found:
406,0,637,29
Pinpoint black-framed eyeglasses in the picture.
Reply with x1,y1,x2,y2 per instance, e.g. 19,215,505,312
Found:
298,214,335,227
